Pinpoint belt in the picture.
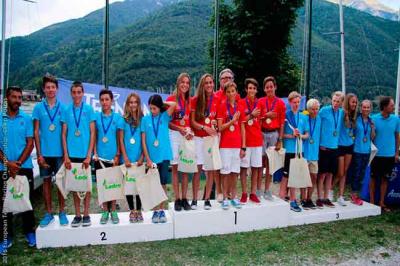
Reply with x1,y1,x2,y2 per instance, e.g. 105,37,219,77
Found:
262,128,279,133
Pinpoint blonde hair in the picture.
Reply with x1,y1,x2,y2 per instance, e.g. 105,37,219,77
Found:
306,98,320,111
288,91,301,102
123,93,143,127
331,91,344,101
173,73,191,103
343,93,358,126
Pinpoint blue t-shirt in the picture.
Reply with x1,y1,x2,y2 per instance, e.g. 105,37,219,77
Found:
304,114,321,161
338,117,354,147
119,118,143,163
61,102,95,159
0,109,33,170
354,115,372,154
283,111,309,154
32,99,65,157
95,111,123,160
319,105,344,149
372,113,400,157
141,111,172,164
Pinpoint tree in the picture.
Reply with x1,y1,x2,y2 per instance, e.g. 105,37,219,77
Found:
214,0,303,97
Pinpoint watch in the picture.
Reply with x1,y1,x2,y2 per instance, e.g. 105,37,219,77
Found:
241,147,246,151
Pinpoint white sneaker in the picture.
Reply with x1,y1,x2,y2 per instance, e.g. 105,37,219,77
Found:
337,196,347,206
217,193,224,203
328,190,334,201
263,190,274,201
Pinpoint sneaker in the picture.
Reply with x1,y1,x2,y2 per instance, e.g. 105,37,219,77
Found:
307,199,317,209
337,196,347,206
256,190,262,198
82,216,91,227
0,239,12,255
39,213,54,228
152,211,159,224
204,200,212,210
249,193,261,204
328,190,334,201
100,211,109,224
301,200,310,210
25,232,36,247
71,216,82,227
182,199,191,211
222,199,230,210
136,211,144,222
231,198,242,209
351,194,363,206
217,193,224,203
323,199,335,208
129,210,137,223
240,192,248,204
316,199,324,209
290,201,302,212
263,190,274,201
59,211,69,226
158,210,167,223
111,211,119,224
191,200,198,210
174,199,182,211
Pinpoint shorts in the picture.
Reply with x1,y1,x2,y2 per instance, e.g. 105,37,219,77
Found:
283,153,296,177
194,136,204,165
308,160,318,174
318,148,338,174
70,157,86,163
169,130,182,165
39,156,63,178
338,145,354,157
371,156,395,179
157,160,170,185
220,148,241,174
240,146,263,168
94,160,113,171
262,130,279,154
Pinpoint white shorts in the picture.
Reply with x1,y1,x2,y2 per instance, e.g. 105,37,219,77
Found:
240,146,263,168
194,136,204,165
169,130,182,165
220,148,241,174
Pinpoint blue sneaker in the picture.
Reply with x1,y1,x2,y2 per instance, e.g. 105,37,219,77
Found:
222,199,230,210
39,213,54,228
59,211,69,226
151,211,159,224
158,210,167,223
0,239,12,255
290,201,302,212
230,198,242,209
25,232,36,247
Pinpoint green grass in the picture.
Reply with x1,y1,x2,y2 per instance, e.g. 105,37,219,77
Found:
5,181,400,265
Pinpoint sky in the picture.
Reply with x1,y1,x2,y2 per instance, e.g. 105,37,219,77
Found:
1,0,399,38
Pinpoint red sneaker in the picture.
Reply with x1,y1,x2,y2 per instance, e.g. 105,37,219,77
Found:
240,192,248,204
351,194,363,206
316,199,324,209
249,193,261,204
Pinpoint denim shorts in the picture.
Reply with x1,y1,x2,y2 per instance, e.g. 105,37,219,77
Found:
39,157,63,178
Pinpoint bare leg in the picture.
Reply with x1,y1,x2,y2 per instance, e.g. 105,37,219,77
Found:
57,189,66,212
204,170,215,200
171,165,180,200
181,173,189,199
73,192,81,216
369,177,376,205
251,167,259,194
317,173,326,199
289,187,296,201
279,177,288,199
240,167,248,195
83,192,91,216
192,166,202,201
231,173,238,199
43,178,53,213
339,154,353,197
308,173,317,200
324,173,333,199
379,178,388,207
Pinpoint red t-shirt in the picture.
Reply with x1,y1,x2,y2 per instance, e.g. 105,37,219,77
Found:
217,101,244,148
239,97,263,147
166,94,191,128
190,94,219,137
258,96,286,130
215,89,240,108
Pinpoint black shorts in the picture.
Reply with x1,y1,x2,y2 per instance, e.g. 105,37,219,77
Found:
371,156,395,179
157,160,170,185
338,145,354,157
94,160,113,171
318,148,338,174
70,157,86,163
283,153,296,177
39,157,63,178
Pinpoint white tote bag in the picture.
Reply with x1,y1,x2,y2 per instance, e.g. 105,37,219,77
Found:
266,147,286,175
178,138,198,173
136,167,168,211
288,138,312,188
202,136,222,171
369,142,378,166
55,164,69,199
3,175,33,214
96,161,125,205
120,164,146,196
65,162,92,193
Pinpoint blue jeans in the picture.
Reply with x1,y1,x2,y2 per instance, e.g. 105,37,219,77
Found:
349,152,369,192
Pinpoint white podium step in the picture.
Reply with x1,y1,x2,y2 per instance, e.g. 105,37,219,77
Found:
36,211,173,249
289,201,381,226
170,197,290,239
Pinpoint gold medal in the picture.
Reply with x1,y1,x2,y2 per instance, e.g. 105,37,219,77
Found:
154,139,159,147
102,136,108,143
49,124,56,131
309,138,314,144
229,125,235,132
180,119,185,126
130,138,136,145
266,118,272,124
248,119,254,126
205,117,211,124
75,129,81,137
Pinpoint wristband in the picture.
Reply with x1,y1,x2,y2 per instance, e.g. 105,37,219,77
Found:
241,147,246,151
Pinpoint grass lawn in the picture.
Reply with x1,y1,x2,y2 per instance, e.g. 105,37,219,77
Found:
4,179,400,265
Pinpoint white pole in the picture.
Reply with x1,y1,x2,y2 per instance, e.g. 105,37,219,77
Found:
339,0,346,94
1,0,6,103
395,45,400,116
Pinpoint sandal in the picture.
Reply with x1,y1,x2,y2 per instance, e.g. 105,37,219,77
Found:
129,210,136,223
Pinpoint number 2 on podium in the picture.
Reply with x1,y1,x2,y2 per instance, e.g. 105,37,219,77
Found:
100,232,107,241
